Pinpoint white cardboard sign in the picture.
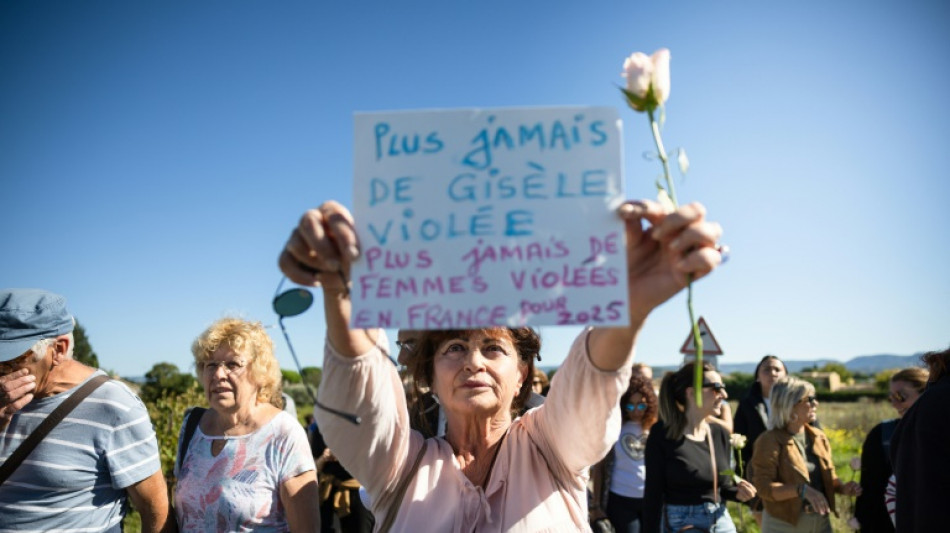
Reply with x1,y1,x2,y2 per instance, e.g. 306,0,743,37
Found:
350,106,628,330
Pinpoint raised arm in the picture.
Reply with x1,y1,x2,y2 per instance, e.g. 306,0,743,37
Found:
279,201,376,357
279,201,415,504
588,200,723,371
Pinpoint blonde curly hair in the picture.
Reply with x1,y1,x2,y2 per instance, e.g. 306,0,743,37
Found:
191,317,281,405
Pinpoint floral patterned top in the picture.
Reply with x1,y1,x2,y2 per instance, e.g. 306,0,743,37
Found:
174,410,315,532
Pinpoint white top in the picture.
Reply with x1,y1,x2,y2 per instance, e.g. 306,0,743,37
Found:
174,410,315,533
609,420,648,498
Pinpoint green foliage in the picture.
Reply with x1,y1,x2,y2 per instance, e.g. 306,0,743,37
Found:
72,320,99,368
140,362,199,403
813,362,853,382
281,368,302,384
283,383,315,413
723,371,755,399
300,366,322,388
874,368,899,391
815,389,887,402
125,387,208,532
145,387,208,481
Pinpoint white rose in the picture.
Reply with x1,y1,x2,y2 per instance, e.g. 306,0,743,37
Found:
731,433,748,450
620,48,671,112
847,517,861,530
650,48,671,105
850,457,861,471
622,52,654,109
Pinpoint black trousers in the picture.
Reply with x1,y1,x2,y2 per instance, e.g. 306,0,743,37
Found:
606,492,645,533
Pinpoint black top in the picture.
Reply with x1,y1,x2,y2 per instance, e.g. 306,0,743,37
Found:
793,432,826,496
643,420,739,533
855,419,897,533
890,374,950,533
733,384,769,475
311,421,353,481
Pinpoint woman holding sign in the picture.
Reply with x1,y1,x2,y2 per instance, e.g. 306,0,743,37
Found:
279,199,724,531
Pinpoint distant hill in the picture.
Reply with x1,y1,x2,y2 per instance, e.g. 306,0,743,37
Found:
842,353,924,373
714,353,924,375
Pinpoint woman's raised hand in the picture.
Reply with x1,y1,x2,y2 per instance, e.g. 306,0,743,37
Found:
618,200,723,321
279,201,360,292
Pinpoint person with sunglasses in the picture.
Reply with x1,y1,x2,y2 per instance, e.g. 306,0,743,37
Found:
749,377,861,532
853,367,927,533
591,376,658,533
643,362,756,533
279,199,725,531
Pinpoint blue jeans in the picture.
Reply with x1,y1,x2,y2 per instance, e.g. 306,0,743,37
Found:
663,502,736,533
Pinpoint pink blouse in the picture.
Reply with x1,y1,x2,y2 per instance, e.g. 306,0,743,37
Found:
315,329,631,532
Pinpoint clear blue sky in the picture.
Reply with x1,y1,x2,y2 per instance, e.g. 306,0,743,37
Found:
2,1,947,378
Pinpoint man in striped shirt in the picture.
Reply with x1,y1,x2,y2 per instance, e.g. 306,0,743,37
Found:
0,289,173,533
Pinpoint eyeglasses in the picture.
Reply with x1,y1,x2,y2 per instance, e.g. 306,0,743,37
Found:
888,391,906,403
799,395,818,406
0,350,36,375
702,382,727,393
624,402,648,412
532,379,543,385
201,360,248,376
395,340,416,352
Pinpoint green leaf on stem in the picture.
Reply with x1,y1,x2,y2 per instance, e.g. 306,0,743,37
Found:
619,86,657,114
677,148,690,175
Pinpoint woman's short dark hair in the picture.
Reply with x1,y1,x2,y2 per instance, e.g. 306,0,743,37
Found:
921,346,950,383
406,327,539,415
620,375,659,431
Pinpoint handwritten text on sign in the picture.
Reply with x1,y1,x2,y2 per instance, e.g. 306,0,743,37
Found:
350,107,628,330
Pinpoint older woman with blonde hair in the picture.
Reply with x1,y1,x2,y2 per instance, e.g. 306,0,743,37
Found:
750,377,861,532
174,317,320,532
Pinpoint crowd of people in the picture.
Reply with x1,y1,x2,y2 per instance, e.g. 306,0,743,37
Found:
1,195,947,533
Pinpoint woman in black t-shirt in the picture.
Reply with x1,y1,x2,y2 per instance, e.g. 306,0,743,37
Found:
643,362,756,533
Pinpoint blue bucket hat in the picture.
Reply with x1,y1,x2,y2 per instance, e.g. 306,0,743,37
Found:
0,289,74,361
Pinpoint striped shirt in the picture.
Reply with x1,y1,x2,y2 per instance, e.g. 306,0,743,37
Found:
0,370,161,533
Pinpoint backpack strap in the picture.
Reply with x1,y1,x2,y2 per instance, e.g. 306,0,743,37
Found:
378,440,428,533
177,407,207,473
706,425,719,504
0,374,110,485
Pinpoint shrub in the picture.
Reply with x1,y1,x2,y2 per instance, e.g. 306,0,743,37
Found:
723,371,755,399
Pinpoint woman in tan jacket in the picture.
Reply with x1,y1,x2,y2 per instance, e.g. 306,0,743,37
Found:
749,377,861,532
